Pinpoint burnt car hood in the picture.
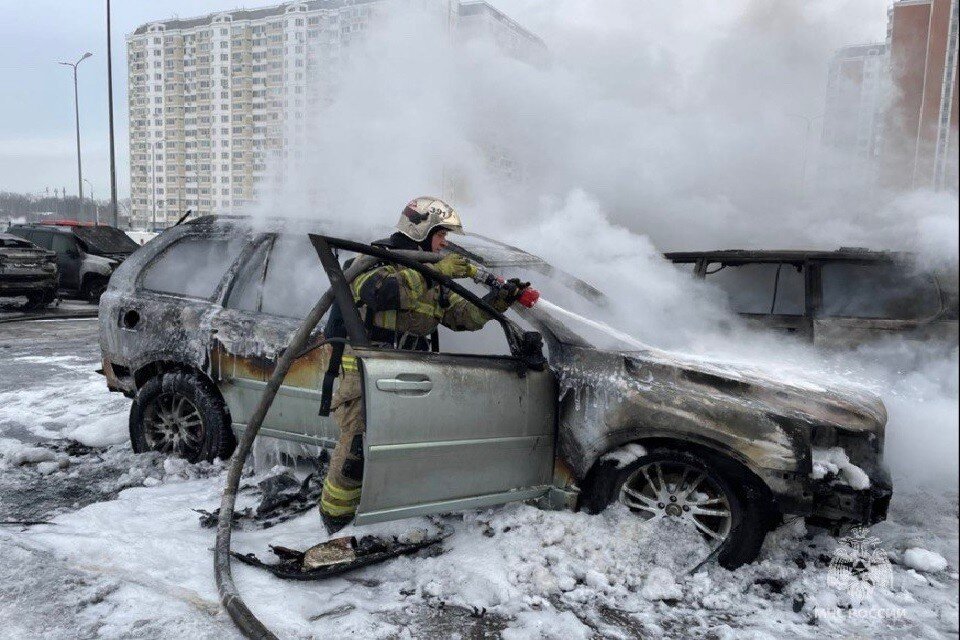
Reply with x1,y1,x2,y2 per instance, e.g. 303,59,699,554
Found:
554,345,887,436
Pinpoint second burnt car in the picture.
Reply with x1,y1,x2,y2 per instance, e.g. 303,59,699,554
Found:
0,232,58,308
8,221,140,302
667,248,959,349
98,216,892,568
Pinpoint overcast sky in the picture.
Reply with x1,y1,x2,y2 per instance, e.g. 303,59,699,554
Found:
0,1,887,201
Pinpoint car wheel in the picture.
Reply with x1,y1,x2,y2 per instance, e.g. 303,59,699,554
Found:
83,276,108,303
582,448,770,570
23,289,55,310
129,371,236,462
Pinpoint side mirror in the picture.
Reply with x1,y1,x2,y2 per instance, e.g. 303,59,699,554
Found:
519,331,546,371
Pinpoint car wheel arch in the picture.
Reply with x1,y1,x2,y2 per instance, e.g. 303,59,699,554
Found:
577,435,778,518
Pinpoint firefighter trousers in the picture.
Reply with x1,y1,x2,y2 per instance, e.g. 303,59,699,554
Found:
319,366,364,521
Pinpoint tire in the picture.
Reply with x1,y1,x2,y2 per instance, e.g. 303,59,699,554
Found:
129,371,236,462
83,276,108,304
581,447,770,569
23,289,55,310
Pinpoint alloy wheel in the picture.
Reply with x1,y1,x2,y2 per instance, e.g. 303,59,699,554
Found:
142,392,205,457
618,460,733,549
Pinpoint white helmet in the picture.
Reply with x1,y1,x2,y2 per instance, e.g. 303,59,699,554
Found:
395,196,464,243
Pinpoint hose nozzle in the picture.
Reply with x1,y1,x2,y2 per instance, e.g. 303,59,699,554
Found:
472,266,540,309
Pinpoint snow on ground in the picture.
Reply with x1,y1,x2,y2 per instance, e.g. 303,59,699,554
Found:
1,322,957,639
1,453,956,639
0,320,128,447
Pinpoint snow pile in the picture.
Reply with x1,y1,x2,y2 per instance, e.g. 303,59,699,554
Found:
639,567,683,601
501,610,591,640
112,453,225,491
810,447,871,490
3,443,55,466
902,548,949,574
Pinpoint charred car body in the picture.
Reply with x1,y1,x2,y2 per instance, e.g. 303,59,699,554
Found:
667,248,959,349
99,217,892,567
8,221,140,302
0,232,58,308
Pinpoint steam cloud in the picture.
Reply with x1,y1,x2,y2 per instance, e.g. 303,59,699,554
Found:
250,1,958,487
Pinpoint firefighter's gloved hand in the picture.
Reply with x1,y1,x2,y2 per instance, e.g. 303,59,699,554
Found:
431,254,477,279
486,278,531,312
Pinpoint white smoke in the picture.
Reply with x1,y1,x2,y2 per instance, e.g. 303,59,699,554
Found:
248,1,958,487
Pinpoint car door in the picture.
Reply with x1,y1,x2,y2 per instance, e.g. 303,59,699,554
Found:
353,349,556,525
703,260,813,340
214,233,339,448
50,232,82,290
319,242,558,525
811,260,950,348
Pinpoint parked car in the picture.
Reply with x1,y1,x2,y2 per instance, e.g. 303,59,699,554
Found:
8,221,140,302
98,217,892,568
666,248,959,349
0,232,58,308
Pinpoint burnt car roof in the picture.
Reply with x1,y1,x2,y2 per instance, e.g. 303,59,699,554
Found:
192,214,548,268
664,248,913,264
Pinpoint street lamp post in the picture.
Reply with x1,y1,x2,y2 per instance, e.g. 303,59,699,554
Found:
787,112,824,200
59,52,93,218
84,179,99,225
106,0,119,227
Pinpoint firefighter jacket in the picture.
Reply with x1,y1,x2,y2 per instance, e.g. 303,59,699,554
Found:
351,262,491,344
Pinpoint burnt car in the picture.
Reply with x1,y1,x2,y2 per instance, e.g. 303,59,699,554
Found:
8,221,140,302
98,217,892,568
0,232,58,308
666,248,959,349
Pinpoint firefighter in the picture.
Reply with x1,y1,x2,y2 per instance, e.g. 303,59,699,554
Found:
319,197,529,533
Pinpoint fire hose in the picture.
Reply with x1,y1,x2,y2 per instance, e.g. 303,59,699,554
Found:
213,249,538,639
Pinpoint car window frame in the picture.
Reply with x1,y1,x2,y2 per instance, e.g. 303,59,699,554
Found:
222,234,274,312
253,232,340,322
811,258,945,322
702,258,810,318
27,229,53,249
50,231,80,256
317,235,528,361
136,229,253,303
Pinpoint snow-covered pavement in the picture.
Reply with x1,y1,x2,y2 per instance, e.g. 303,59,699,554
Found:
0,320,957,639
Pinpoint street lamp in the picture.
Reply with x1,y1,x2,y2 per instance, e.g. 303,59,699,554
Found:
107,0,119,227
787,112,824,200
58,51,93,218
84,179,99,225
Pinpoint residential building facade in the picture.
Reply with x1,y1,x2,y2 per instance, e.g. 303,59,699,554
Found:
126,0,544,229
821,43,889,189
880,0,958,191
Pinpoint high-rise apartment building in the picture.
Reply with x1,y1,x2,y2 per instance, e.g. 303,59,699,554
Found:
880,0,958,191
821,43,889,188
126,0,544,229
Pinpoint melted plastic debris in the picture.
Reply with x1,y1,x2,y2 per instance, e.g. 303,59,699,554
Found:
195,468,326,530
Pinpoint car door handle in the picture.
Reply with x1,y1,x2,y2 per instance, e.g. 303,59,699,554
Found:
376,378,433,393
